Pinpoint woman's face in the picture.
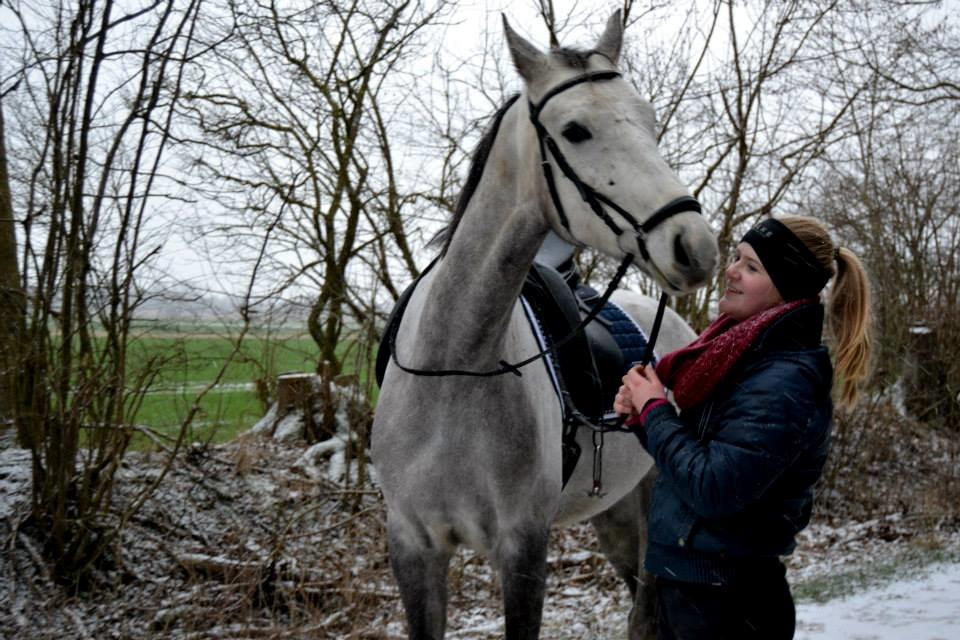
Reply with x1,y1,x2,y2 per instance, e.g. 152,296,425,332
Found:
718,242,785,321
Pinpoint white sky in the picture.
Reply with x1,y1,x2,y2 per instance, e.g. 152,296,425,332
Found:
9,1,956,301
165,1,652,295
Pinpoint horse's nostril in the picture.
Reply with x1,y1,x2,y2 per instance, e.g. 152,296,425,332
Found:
674,234,691,268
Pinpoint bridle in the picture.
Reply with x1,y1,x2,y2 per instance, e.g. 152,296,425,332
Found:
527,70,701,264
389,69,702,380
388,69,705,495
527,70,705,495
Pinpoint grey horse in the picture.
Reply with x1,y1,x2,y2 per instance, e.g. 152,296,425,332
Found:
372,12,718,640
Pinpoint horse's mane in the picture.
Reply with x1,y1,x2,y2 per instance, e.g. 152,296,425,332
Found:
435,93,520,255
435,47,603,255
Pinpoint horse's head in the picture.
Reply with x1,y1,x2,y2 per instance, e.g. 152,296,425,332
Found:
504,12,718,295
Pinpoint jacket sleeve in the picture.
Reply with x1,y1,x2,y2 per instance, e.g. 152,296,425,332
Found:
636,357,824,519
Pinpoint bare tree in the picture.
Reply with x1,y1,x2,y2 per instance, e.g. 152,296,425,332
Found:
0,0,237,582
0,100,25,424
852,1,959,108
179,0,451,435
806,97,960,417
659,1,867,326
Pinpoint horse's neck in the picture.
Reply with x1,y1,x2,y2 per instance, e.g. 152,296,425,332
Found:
418,107,548,367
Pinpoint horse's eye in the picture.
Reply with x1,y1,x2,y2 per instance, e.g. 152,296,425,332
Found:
561,122,592,143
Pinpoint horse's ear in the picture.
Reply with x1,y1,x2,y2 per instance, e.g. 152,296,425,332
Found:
503,15,547,82
594,10,623,64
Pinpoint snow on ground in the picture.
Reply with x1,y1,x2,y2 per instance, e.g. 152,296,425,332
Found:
2,430,959,639
445,552,960,640
796,562,960,640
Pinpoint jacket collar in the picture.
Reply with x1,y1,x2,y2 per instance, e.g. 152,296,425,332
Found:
750,302,824,353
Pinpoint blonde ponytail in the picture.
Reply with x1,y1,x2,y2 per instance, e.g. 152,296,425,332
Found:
777,216,873,407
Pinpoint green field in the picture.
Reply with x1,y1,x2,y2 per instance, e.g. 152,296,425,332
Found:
123,324,373,448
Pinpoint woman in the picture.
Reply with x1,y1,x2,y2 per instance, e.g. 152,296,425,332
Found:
615,215,872,639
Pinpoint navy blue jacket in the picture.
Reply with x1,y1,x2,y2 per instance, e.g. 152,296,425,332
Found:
635,303,833,585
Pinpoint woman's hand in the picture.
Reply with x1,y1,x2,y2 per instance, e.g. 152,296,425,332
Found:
618,365,667,415
613,384,638,417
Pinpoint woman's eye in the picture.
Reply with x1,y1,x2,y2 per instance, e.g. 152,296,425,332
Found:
562,122,592,143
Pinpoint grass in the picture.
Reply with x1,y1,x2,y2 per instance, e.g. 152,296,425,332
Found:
127,327,321,386
119,323,375,449
132,389,267,448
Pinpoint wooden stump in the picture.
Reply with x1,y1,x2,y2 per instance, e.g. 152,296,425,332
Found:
276,373,317,418
276,372,339,442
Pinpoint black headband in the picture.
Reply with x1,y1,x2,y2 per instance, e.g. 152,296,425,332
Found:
742,218,831,301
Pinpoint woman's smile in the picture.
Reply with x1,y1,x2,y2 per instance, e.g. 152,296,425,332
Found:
718,242,785,321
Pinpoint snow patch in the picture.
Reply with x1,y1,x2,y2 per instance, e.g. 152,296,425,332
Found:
272,411,305,441
796,562,960,639
249,402,279,435
0,447,31,521
292,430,371,485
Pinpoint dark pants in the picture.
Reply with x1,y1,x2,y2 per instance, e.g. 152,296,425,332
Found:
656,564,795,640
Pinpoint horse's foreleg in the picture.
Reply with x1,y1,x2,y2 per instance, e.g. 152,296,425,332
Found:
388,525,452,640
496,526,551,640
590,470,659,640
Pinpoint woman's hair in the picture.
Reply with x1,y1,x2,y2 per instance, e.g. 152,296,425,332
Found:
776,215,873,407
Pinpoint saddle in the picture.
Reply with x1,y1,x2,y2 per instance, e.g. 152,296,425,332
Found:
374,234,653,485
375,232,653,413
520,233,643,422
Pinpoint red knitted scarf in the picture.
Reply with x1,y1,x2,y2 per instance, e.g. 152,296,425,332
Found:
655,299,812,410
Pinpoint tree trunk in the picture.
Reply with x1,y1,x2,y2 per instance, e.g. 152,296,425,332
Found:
904,324,948,422
0,103,25,425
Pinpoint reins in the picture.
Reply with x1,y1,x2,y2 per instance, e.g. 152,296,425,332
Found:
389,70,698,380
581,291,668,496
386,69,700,494
388,252,635,379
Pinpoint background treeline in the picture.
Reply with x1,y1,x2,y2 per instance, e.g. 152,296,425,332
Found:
0,0,957,584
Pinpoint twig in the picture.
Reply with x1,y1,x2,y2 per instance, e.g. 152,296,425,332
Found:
132,424,175,454
176,552,266,580
274,504,382,544
17,531,50,580
313,586,399,599
564,571,602,585
180,623,346,640
64,607,93,640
